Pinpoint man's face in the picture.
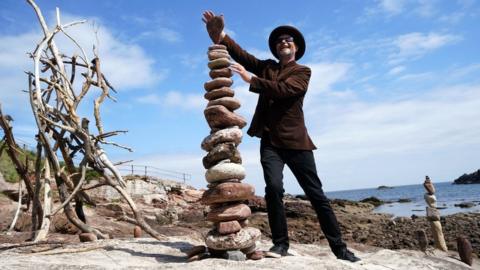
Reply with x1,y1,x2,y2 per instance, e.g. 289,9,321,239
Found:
275,34,297,58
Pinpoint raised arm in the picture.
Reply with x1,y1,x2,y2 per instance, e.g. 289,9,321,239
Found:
202,10,266,75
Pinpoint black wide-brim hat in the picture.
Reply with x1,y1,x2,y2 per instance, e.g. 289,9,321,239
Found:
268,25,306,60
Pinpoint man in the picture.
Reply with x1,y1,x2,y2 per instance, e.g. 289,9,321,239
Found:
202,11,360,262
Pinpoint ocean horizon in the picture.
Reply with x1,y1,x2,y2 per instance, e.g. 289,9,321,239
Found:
321,181,480,217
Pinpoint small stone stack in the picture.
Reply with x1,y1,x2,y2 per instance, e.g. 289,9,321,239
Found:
423,176,448,252
200,44,261,259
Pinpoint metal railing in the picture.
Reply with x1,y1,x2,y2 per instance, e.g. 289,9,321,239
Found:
116,164,191,183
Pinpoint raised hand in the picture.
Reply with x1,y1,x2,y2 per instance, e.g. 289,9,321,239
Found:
230,62,254,84
202,10,225,44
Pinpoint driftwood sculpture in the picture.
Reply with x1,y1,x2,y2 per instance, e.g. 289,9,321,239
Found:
0,0,165,242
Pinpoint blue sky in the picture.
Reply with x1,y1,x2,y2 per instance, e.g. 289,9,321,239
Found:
1,0,480,194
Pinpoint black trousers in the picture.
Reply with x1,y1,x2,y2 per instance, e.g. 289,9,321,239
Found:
260,137,346,252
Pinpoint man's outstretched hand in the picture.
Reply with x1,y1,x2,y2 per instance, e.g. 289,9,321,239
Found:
202,10,225,44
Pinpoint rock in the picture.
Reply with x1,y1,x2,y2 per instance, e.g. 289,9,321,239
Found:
246,250,264,260
426,207,440,221
133,226,142,238
201,182,255,205
453,169,480,184
238,219,249,227
79,233,97,242
186,245,207,258
209,44,227,51
204,86,235,100
143,194,168,204
457,236,473,266
398,198,412,203
423,177,435,195
204,78,233,92
205,227,261,251
424,194,437,208
187,253,208,262
207,203,252,222
203,142,242,169
205,161,246,183
201,127,242,152
207,179,241,189
360,196,384,207
204,105,246,129
209,67,233,79
454,202,475,208
415,230,428,251
207,97,241,111
240,244,257,255
217,220,242,235
208,58,230,69
208,50,230,61
377,185,394,190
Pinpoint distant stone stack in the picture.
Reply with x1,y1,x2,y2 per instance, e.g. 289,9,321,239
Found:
423,176,448,251
200,44,261,258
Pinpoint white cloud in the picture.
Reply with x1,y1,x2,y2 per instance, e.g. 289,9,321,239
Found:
139,27,182,43
389,32,461,64
136,91,204,111
388,65,406,75
378,0,407,15
306,62,351,94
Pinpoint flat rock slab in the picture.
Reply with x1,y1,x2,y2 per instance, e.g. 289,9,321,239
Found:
201,127,242,152
201,182,254,205
205,227,261,251
208,58,230,69
204,87,235,100
207,203,252,222
204,105,246,129
0,237,477,269
204,78,233,91
205,162,246,183
207,97,241,111
210,67,233,79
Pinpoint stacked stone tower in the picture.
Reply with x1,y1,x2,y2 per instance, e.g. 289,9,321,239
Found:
201,44,261,258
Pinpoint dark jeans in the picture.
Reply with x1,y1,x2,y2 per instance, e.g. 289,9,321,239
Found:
260,137,347,253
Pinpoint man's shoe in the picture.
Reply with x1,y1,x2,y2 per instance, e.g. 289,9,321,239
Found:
265,245,289,257
335,248,361,262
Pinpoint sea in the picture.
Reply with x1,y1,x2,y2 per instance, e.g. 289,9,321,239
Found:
324,182,480,217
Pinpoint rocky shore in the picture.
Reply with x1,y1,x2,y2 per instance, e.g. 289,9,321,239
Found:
1,176,478,264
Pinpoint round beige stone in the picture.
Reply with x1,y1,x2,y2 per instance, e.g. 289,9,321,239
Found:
208,58,230,69
204,78,233,91
205,227,261,251
205,161,245,183
207,97,241,111
204,87,234,100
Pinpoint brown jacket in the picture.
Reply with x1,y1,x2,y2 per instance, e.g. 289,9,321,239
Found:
221,35,316,150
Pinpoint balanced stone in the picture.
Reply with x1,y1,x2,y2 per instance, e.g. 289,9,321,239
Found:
424,177,435,195
201,127,242,151
203,142,242,169
208,50,230,61
205,161,246,183
207,179,241,189
79,233,97,242
207,97,241,111
209,44,227,50
217,220,242,235
205,227,261,251
201,182,255,205
424,194,437,208
204,78,233,92
208,57,230,69
207,203,251,222
204,87,235,100
133,226,142,238
457,236,473,266
415,230,428,251
426,206,440,221
204,105,246,129
210,68,233,79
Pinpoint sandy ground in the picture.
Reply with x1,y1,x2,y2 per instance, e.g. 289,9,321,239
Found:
0,236,477,270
